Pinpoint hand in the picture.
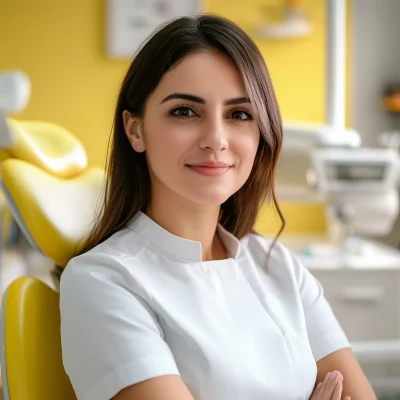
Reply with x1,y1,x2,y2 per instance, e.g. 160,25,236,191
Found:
310,370,351,400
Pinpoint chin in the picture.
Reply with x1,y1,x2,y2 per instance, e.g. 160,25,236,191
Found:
187,187,235,206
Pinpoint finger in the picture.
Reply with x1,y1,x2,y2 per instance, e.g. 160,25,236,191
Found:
332,381,343,400
329,370,343,382
320,371,342,398
310,382,323,399
318,371,332,398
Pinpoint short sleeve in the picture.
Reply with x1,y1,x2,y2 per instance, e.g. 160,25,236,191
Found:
291,252,351,361
60,253,180,400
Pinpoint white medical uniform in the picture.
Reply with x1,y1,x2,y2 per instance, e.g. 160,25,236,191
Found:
60,211,350,400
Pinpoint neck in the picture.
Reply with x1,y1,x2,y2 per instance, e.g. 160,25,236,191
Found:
146,193,226,262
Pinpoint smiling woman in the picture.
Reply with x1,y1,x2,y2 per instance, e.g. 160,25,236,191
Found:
59,13,376,400
122,50,261,210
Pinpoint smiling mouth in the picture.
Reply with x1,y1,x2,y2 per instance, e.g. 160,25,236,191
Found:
186,165,232,177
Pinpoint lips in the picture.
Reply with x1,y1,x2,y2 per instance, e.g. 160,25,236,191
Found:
187,161,232,168
186,161,233,177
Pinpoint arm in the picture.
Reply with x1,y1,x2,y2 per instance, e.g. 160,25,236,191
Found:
60,254,188,400
316,348,376,400
285,248,376,399
112,376,195,400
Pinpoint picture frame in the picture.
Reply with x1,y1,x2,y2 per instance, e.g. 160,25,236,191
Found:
105,0,203,59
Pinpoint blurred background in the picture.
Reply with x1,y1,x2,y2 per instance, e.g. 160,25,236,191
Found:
1,0,400,399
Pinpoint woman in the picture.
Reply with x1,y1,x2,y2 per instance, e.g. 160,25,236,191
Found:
60,14,376,400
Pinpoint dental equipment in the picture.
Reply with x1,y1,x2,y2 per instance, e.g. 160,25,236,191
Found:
0,71,31,148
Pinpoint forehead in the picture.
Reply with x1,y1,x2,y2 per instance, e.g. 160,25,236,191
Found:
151,50,247,101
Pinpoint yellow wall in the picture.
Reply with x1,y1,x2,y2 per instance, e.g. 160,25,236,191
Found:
0,0,127,168
0,0,352,235
209,0,352,127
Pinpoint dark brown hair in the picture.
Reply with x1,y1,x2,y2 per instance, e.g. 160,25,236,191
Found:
77,14,285,256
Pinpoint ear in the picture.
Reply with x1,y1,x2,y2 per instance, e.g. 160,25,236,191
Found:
122,110,145,152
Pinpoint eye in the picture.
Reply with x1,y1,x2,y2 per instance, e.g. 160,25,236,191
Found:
169,106,197,118
230,109,253,121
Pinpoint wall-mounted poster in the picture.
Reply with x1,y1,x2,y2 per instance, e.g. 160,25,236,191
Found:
106,0,203,59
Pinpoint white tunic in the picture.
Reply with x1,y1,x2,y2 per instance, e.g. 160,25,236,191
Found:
60,211,350,400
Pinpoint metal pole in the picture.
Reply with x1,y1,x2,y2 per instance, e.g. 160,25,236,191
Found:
326,0,347,130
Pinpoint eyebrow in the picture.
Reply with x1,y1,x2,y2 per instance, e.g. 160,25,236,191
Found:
160,93,251,106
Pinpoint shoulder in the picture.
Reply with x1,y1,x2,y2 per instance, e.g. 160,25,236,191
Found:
241,232,298,268
61,226,151,300
88,225,151,260
240,232,304,280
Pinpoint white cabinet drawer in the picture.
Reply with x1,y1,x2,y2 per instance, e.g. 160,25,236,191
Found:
311,270,400,341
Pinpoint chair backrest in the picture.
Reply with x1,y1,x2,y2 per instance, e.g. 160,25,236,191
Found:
0,158,105,267
0,276,76,399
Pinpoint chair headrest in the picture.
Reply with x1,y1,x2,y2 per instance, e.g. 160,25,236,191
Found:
7,118,88,178
0,158,105,267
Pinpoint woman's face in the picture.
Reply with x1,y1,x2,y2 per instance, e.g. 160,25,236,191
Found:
125,50,261,206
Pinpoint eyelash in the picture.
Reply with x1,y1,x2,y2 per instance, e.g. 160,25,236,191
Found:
169,105,254,121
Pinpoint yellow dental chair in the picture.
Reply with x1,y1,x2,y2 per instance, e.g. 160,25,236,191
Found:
0,118,89,249
0,276,77,399
0,118,104,269
0,118,105,399
1,118,87,177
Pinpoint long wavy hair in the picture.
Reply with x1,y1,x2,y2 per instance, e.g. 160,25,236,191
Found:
77,14,285,256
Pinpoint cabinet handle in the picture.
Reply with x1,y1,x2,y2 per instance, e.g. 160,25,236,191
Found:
338,286,384,303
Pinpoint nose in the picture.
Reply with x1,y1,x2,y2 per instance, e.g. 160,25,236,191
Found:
199,118,229,152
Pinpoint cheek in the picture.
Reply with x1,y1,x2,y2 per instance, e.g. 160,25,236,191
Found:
236,131,260,168
143,123,192,172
